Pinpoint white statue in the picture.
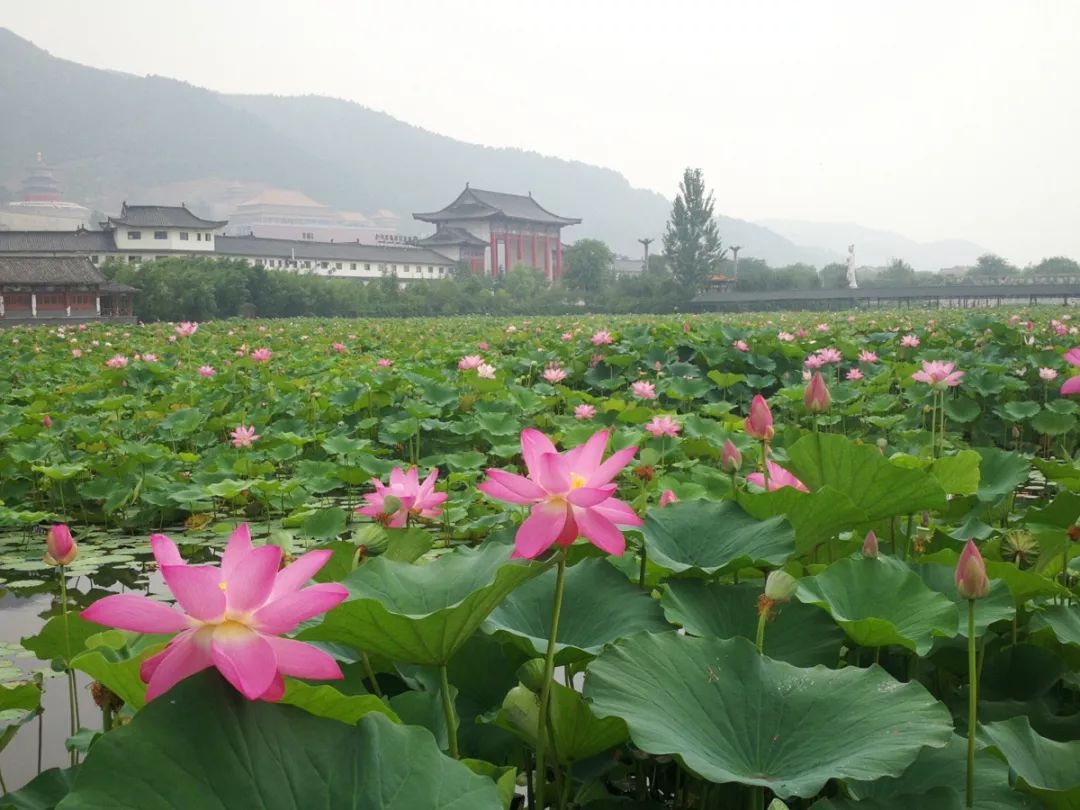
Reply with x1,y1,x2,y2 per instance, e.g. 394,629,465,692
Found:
846,244,858,289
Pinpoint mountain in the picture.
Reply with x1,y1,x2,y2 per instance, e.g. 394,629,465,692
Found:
0,27,848,265
758,219,989,272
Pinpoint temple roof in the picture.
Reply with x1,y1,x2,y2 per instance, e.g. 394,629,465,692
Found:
0,256,106,286
414,187,581,226
0,229,115,253
105,203,227,229
416,226,488,247
215,235,455,265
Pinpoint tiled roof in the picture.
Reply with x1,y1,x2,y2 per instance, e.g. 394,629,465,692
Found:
106,203,227,229
414,187,581,226
0,256,106,285
416,227,488,247
0,229,115,253
215,235,455,265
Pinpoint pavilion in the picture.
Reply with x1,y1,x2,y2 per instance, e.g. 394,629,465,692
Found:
0,257,135,325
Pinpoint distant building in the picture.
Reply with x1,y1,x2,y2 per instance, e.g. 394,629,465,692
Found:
0,153,92,231
414,186,580,279
0,256,135,325
101,202,226,259
612,256,645,278
225,188,399,244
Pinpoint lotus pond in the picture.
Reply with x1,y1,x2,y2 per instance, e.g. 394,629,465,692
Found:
4,311,1080,809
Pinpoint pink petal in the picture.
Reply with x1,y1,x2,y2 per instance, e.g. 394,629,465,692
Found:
485,469,545,502
221,524,253,579
574,507,627,555
266,637,343,680
144,628,214,701
478,476,539,506
1066,348,1080,368
260,673,285,702
537,452,572,494
513,500,568,559
161,564,226,622
1062,376,1080,396
587,445,638,487
210,625,277,700
567,485,617,507
150,534,183,567
521,428,558,480
389,467,407,488
563,430,609,476
269,549,334,600
82,593,189,634
225,545,283,613
592,497,643,527
253,583,349,635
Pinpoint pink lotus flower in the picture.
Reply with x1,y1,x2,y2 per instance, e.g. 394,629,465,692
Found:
591,330,613,346
331,342,347,353
478,428,642,558
543,364,568,384
912,360,964,389
777,331,795,342
357,467,447,528
862,530,879,558
744,395,774,441
106,354,128,369
795,328,808,338
44,524,77,566
198,365,216,378
82,525,348,701
747,461,809,492
816,323,830,333
71,348,82,358
900,334,921,348
645,415,680,438
478,341,490,351
804,372,831,413
42,414,53,429
458,355,483,370
250,348,272,363
142,353,158,363
631,380,657,400
1065,348,1080,367
846,368,864,381
1062,376,1080,396
561,332,574,342
376,358,393,368
230,425,260,448
804,354,826,369
176,322,198,338
1039,368,1059,381
659,489,678,507
589,353,604,368
858,350,879,364
574,403,596,420
722,439,742,472
955,539,989,599
733,339,750,353
817,347,842,365
477,362,496,379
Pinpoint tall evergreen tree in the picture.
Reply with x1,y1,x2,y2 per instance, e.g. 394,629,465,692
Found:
662,168,726,293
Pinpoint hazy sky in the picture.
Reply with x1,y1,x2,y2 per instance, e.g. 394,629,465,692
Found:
4,0,1079,264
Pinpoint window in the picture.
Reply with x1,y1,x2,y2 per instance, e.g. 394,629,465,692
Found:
130,255,141,264
154,231,167,240
336,262,342,270
128,231,141,240
180,232,189,241
364,263,371,271
205,234,213,244
91,255,99,264
196,233,202,241
350,263,356,270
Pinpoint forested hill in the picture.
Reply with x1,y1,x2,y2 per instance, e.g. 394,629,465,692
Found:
0,27,834,263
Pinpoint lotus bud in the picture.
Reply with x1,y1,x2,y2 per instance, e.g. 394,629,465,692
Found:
44,524,77,566
955,539,989,600
862,530,879,558
659,489,678,507
381,495,402,516
721,440,742,472
764,570,797,602
42,414,53,429
804,372,831,413
744,395,775,441
1068,524,1080,543
876,437,888,455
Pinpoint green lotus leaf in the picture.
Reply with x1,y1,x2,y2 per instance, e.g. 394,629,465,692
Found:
585,633,953,798
21,614,103,668
661,580,844,667
640,499,795,575
1,766,79,810
796,557,958,655
979,716,1080,808
299,542,541,665
975,448,1031,503
910,564,1015,638
51,671,501,810
279,679,399,725
483,558,671,663
1031,604,1080,648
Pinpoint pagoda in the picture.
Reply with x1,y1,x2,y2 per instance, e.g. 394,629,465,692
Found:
414,186,580,280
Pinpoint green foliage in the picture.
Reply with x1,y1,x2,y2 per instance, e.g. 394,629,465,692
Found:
662,167,726,293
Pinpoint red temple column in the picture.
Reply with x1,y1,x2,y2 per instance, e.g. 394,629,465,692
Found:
556,236,563,280
489,231,498,277
517,232,524,265
543,235,551,280
530,232,537,269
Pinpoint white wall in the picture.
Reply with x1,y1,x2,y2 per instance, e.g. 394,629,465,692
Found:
115,226,220,253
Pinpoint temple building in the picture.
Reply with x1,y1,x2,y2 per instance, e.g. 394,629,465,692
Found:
414,187,580,279
0,257,135,324
101,202,227,258
224,188,400,244
0,153,92,231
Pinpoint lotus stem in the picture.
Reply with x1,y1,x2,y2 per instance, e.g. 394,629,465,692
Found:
0,765,6,794
760,441,770,491
59,566,78,766
755,611,767,655
534,549,569,807
966,599,977,808
638,541,647,590
438,664,459,759
361,652,383,698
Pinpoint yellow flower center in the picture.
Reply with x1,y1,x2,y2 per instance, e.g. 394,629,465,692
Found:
569,473,587,490
218,581,228,592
